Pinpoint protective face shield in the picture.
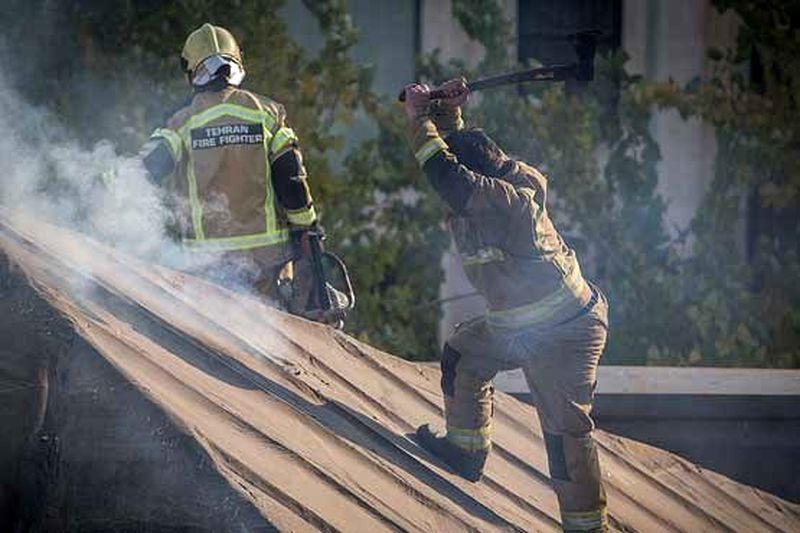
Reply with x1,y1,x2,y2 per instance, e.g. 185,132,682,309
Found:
191,54,246,88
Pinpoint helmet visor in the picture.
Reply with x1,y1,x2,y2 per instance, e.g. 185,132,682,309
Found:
191,55,245,88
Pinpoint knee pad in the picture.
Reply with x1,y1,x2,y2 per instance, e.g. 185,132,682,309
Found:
543,432,570,481
440,343,462,398
544,432,601,485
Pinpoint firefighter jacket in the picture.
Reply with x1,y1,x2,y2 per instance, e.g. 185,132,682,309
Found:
142,86,317,265
409,110,592,329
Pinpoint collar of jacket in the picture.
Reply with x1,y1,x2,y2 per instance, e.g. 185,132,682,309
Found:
193,78,235,94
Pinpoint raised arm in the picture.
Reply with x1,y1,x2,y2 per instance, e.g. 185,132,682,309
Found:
404,82,528,217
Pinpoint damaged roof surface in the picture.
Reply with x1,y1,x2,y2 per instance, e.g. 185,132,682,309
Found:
1,209,798,533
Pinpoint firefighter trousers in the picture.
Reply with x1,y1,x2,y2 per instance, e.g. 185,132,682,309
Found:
442,286,609,533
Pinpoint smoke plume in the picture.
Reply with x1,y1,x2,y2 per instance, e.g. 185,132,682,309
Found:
0,74,173,252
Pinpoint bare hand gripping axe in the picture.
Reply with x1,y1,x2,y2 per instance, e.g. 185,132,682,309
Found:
398,30,599,102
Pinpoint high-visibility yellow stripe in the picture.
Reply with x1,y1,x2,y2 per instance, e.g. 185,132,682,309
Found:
269,126,299,158
183,229,290,253
487,262,590,328
186,165,205,240
447,425,492,437
415,137,448,166
446,424,492,452
261,125,277,235
561,507,607,531
177,102,280,242
151,128,183,159
180,103,276,134
286,205,317,227
178,120,206,240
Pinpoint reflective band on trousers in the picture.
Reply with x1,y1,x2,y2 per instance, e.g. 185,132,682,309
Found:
446,424,492,452
183,229,290,253
562,507,608,532
487,261,590,328
415,137,447,166
177,102,284,249
461,246,508,266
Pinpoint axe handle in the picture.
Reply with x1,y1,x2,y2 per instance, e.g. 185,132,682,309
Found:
398,64,579,103
468,64,578,91
308,231,332,312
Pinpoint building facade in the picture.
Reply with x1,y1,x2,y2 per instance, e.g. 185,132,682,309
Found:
280,1,740,344
423,0,740,342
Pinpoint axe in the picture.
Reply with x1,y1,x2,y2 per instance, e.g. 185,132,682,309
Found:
398,30,599,102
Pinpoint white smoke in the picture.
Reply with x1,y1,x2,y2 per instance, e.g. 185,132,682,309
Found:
0,72,222,278
0,68,289,308
0,74,172,254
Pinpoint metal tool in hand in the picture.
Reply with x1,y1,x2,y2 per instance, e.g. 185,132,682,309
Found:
307,227,356,329
398,30,599,102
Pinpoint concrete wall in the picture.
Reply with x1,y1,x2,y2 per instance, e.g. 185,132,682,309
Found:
421,0,517,66
624,1,739,237
495,366,800,503
282,0,418,96
594,395,800,503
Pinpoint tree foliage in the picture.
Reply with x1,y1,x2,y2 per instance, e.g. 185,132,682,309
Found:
435,0,799,367
640,0,800,367
3,0,797,366
1,0,448,360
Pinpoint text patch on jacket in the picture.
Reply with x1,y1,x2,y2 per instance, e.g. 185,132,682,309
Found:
190,123,264,150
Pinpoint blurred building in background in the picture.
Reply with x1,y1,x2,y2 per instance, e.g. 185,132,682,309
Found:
278,1,800,504
279,1,740,340
417,0,740,342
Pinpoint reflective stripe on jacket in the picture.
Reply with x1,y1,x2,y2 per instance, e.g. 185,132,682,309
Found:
410,116,592,328
147,87,315,261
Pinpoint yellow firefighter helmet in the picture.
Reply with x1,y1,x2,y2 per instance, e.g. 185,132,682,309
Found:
181,23,243,74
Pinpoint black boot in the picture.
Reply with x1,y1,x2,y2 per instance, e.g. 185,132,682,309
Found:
415,424,489,482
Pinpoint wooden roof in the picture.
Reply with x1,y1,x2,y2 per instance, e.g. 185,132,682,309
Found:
2,209,798,532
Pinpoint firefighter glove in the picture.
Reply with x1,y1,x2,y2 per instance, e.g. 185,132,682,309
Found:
404,83,431,121
439,77,469,108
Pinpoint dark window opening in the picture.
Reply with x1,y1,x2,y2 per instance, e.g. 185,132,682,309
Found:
517,0,622,66
746,184,800,263
746,48,797,262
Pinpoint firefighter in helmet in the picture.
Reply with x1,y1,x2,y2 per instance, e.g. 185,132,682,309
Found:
404,79,610,533
141,23,320,316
